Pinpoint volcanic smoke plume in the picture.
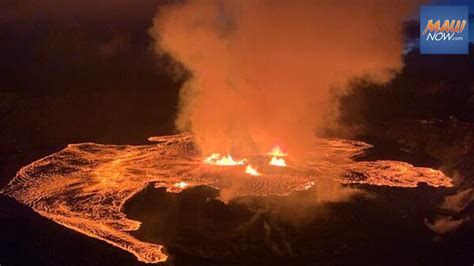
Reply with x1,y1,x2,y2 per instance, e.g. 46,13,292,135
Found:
151,0,420,156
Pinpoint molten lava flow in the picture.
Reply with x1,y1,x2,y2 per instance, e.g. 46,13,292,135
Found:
245,165,261,176
0,134,453,263
267,145,288,157
214,155,246,166
269,156,287,167
203,153,221,164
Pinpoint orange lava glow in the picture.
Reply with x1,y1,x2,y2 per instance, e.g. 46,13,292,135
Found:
0,134,453,263
267,145,288,157
269,156,287,167
245,165,261,176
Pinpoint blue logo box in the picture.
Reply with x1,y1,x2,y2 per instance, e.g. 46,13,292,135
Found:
420,6,469,54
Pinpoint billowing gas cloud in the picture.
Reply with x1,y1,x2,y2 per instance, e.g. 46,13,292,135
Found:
151,0,420,156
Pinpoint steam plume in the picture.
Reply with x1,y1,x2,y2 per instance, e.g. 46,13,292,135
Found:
151,0,420,156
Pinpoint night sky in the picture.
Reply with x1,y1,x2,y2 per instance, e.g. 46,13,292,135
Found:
0,0,473,154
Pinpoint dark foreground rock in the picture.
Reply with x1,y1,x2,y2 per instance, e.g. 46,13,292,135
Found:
0,195,146,266
124,184,473,266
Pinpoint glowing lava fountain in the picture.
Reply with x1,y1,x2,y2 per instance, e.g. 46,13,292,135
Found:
267,145,288,157
245,165,262,176
269,156,287,167
204,154,246,166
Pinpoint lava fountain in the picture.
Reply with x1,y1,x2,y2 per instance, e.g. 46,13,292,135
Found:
267,146,288,157
245,165,262,176
269,156,287,167
204,154,247,166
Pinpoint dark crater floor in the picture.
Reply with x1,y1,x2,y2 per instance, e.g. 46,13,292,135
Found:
124,183,472,266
